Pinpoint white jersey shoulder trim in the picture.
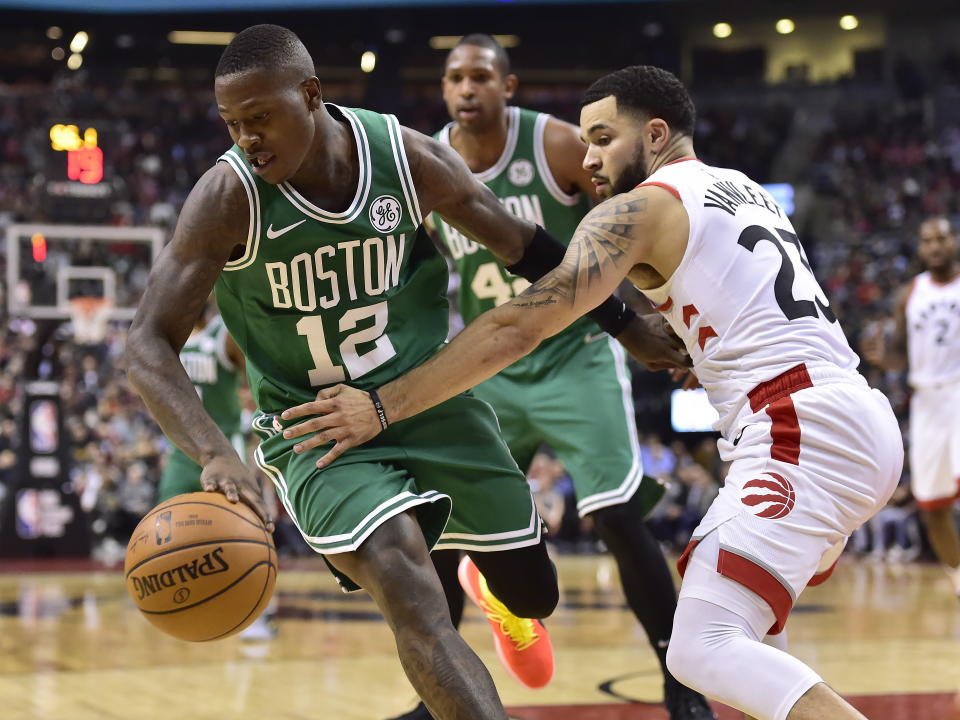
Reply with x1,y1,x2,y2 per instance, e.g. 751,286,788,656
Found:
217,149,262,272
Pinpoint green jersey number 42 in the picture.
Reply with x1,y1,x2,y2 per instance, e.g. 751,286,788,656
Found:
471,262,531,306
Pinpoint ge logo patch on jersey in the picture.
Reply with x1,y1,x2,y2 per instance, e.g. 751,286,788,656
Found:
508,159,534,187
369,195,402,233
740,472,796,519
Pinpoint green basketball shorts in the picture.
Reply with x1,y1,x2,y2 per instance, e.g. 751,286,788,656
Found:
473,336,644,517
252,393,542,591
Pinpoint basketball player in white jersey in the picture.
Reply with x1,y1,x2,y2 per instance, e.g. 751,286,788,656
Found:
283,66,903,720
863,217,960,594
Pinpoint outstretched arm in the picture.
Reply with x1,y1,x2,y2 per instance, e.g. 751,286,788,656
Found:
281,189,688,466
405,126,670,343
126,163,270,525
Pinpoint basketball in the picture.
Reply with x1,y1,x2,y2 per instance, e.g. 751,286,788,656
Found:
123,492,278,642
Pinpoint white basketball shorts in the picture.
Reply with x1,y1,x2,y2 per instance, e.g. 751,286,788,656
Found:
909,382,960,510
677,364,903,634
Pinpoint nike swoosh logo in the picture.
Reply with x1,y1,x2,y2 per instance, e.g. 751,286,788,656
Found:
584,332,607,344
265,219,306,239
732,424,751,446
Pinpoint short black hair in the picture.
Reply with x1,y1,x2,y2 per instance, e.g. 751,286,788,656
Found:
215,24,313,79
453,33,511,76
581,66,695,137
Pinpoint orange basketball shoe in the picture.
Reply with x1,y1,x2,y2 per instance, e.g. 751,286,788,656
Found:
457,555,554,689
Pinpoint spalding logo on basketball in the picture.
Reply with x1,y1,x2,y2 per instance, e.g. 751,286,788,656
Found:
740,472,796,519
369,195,402,233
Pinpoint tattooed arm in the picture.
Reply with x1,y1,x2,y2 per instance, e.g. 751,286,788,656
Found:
279,187,690,467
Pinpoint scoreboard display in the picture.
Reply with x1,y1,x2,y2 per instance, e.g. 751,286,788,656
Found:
44,121,113,222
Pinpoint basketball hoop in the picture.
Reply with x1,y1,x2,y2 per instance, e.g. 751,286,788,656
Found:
68,296,111,344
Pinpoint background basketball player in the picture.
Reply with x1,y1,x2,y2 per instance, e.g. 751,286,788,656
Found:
863,216,960,595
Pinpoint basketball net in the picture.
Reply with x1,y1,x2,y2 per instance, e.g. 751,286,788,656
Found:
68,296,111,344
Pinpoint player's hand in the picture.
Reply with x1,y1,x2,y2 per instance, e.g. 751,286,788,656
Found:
201,455,274,531
281,385,383,468
860,324,886,367
671,368,701,390
616,314,691,371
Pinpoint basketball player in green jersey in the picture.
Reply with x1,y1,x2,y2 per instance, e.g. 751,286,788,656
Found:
382,35,714,720
127,25,687,720
157,304,244,503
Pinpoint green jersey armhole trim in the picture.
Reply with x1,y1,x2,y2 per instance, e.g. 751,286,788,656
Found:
469,106,520,183
277,104,372,224
533,113,583,207
386,115,423,226
218,150,261,271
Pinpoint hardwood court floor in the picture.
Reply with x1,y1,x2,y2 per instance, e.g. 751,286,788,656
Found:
0,553,958,720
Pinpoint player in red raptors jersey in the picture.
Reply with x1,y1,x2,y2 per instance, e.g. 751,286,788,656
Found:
864,217,960,595
285,66,903,720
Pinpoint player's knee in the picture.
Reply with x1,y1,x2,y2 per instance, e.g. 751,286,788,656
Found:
591,502,628,528
665,636,706,692
495,578,559,619
667,599,740,695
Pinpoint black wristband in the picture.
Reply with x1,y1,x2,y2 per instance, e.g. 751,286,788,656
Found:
591,299,637,338
368,389,388,430
506,225,638,338
505,225,566,281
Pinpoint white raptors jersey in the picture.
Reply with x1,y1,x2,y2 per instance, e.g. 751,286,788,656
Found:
639,159,859,434
905,271,960,389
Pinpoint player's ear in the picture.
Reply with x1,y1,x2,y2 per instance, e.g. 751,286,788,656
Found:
647,118,670,154
302,77,322,111
503,73,519,100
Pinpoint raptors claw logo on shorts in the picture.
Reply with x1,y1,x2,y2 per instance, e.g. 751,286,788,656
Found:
741,472,796,519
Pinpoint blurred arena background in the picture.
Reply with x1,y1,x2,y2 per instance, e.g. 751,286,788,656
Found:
0,1,959,718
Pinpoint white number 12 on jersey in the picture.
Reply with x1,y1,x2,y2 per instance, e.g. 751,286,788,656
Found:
296,302,397,386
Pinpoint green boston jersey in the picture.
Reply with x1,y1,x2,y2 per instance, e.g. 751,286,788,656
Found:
180,315,242,437
432,107,598,377
215,105,448,414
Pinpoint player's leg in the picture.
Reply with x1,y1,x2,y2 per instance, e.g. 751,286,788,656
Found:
255,414,510,718
156,448,203,503
910,386,960,591
535,339,712,717
431,374,541,627
668,532,847,720
922,505,960,566
431,549,465,626
329,510,509,720
466,540,558,619
403,393,557,688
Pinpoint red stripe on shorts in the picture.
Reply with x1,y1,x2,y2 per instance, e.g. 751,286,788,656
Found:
748,364,813,466
717,548,793,635
676,538,700,577
807,556,840,587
